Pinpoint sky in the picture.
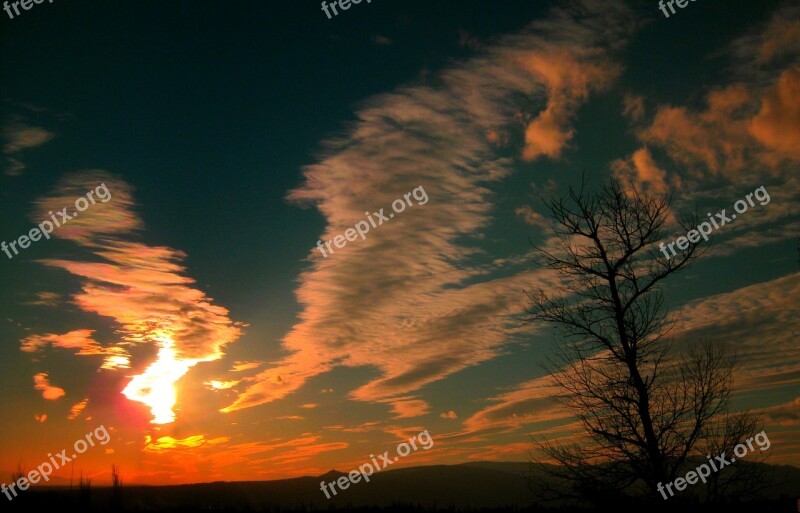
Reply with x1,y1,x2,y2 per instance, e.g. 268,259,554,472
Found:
0,0,798,486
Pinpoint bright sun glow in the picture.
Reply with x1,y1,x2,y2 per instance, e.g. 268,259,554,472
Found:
122,335,198,424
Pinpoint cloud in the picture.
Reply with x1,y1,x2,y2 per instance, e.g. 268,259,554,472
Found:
1,119,55,176
617,5,800,192
276,415,304,421
230,361,261,372
372,34,392,46
611,147,669,194
24,291,62,307
463,273,800,442
387,398,430,419
21,329,131,369
440,410,458,419
729,4,800,71
635,85,754,177
515,205,550,229
205,380,240,390
462,373,570,435
33,373,65,401
522,104,574,160
323,421,382,433
749,67,800,159
33,171,142,242
68,398,89,420
26,171,244,424
761,397,800,427
520,45,617,161
2,123,54,153
5,157,25,176
622,93,645,123
34,414,47,423
223,0,632,415
300,403,318,409
144,434,230,452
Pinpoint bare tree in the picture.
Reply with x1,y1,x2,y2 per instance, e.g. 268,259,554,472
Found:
527,177,759,505
11,461,25,484
78,469,92,506
111,464,122,509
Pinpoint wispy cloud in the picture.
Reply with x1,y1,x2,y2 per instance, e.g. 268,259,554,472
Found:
223,1,633,416
144,434,230,452
24,292,62,307
1,120,55,176
617,5,800,191
23,171,244,424
21,330,130,369
68,398,89,420
462,273,800,449
205,380,240,390
2,122,54,153
230,361,262,372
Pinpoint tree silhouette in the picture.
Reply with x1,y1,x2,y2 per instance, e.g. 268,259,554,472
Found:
111,464,122,509
527,177,760,505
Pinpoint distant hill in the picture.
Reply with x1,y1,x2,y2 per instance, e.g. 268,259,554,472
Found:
12,460,800,512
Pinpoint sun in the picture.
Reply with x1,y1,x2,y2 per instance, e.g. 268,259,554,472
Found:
122,335,199,424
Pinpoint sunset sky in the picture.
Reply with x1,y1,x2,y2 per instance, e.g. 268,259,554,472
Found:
1,0,798,486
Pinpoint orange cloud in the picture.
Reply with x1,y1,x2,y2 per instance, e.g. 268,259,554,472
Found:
21,330,128,369
2,123,54,153
33,373,65,400
523,104,574,160
144,434,229,452
638,101,745,176
749,67,800,160
222,1,631,415
515,205,550,228
205,380,239,390
467,272,800,447
230,361,261,372
756,12,800,64
622,94,645,123
622,5,800,192
462,373,568,435
611,147,668,194
68,398,89,420
760,397,800,427
387,398,430,419
25,291,61,306
519,46,616,161
28,171,243,424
